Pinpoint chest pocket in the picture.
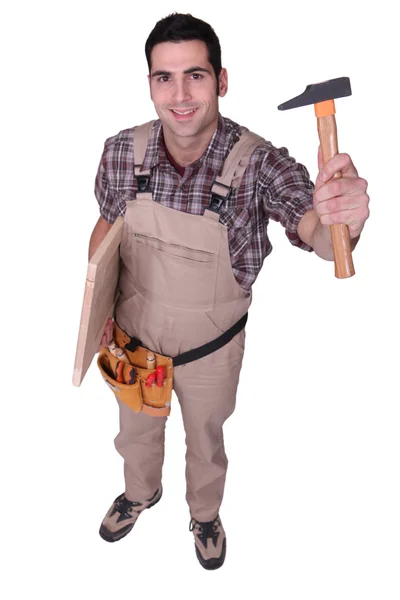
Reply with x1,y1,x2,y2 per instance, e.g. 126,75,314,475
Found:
133,233,216,263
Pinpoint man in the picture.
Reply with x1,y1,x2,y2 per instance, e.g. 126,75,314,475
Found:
89,13,369,570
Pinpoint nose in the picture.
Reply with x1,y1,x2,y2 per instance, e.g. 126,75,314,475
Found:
172,78,192,104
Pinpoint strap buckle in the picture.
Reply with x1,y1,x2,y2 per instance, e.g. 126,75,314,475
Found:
136,175,151,192
134,166,151,192
208,182,231,212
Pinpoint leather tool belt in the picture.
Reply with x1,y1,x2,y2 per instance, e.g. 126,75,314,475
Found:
97,314,248,417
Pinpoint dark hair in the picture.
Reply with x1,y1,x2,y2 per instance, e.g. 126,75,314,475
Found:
145,13,222,87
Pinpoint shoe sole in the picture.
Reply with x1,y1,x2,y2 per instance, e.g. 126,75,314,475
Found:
99,490,162,543
195,538,226,570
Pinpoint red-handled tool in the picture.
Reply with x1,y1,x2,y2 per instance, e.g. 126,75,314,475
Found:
145,372,156,387
155,366,165,387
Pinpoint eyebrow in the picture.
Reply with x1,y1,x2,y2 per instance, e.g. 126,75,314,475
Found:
151,66,211,78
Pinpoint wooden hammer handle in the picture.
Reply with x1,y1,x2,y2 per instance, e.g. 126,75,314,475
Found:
317,114,355,278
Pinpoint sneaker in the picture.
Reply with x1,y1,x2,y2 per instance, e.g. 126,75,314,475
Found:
99,486,162,542
189,515,226,570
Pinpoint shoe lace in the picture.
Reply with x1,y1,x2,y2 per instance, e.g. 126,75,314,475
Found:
189,516,221,545
113,494,142,519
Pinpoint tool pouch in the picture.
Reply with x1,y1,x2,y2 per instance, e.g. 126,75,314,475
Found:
97,328,173,417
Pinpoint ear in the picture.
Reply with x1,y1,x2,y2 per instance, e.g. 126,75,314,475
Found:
218,68,228,97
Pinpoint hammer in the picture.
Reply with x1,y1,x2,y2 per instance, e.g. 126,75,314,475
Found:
278,77,354,279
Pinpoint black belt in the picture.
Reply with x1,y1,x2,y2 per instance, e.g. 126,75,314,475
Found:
117,312,248,367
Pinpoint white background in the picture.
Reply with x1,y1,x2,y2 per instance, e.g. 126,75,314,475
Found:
1,0,399,598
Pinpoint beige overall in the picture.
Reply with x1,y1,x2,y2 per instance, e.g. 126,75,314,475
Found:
114,122,263,521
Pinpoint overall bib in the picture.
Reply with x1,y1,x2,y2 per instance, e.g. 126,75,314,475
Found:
113,122,263,521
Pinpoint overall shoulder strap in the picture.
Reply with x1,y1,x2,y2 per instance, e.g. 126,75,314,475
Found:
133,120,156,188
209,130,265,211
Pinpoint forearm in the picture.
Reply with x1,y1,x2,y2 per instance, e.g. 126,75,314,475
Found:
88,216,113,260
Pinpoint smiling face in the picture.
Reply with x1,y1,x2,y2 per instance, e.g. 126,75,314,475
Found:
148,40,228,144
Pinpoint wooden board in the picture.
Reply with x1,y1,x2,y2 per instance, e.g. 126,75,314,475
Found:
72,216,124,386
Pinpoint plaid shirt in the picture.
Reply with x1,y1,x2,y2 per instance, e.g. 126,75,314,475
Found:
95,114,314,290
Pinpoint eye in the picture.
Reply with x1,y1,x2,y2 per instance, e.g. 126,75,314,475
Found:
190,73,203,80
158,76,170,83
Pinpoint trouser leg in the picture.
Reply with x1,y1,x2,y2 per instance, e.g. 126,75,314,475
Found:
114,398,167,501
173,333,245,521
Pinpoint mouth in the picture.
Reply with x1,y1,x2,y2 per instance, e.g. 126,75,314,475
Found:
169,107,199,120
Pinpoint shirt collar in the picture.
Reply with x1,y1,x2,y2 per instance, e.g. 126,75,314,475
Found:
142,113,227,173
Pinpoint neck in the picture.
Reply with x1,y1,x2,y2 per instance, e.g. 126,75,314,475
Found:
162,116,218,167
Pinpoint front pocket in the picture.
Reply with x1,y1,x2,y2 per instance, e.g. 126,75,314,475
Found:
133,234,215,262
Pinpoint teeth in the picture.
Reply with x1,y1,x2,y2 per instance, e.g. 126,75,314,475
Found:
172,109,196,115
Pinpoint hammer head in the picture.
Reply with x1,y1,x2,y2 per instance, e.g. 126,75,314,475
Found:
278,77,351,110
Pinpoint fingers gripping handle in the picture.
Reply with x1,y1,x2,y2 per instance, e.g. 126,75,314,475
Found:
317,112,355,278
